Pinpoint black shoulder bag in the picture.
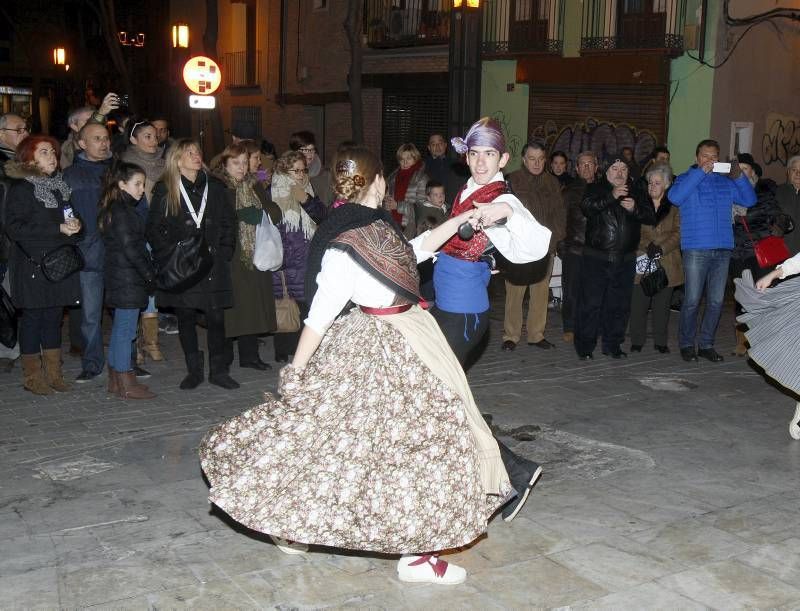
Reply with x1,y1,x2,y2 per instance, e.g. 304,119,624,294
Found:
17,242,84,283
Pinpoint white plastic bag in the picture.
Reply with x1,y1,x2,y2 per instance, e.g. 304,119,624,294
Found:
253,211,283,272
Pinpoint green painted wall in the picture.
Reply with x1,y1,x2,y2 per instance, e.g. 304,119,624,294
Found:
480,60,529,173
667,0,719,172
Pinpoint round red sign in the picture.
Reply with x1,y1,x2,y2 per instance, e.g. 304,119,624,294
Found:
182,56,222,95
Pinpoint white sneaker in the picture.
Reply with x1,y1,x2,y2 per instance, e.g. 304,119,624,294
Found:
397,554,466,585
790,403,800,440
270,535,308,555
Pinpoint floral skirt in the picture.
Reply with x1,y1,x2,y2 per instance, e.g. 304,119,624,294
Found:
199,309,505,554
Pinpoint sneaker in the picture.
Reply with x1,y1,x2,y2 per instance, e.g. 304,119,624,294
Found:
270,535,308,555
75,370,101,384
502,464,543,522
397,555,466,585
790,403,800,441
133,365,152,380
680,347,698,362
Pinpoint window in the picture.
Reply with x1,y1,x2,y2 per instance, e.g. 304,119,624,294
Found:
381,91,448,172
231,106,262,140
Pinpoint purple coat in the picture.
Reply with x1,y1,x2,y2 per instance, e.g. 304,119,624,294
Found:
272,195,326,302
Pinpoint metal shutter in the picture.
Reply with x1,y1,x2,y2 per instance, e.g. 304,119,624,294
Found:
381,91,448,173
528,83,668,164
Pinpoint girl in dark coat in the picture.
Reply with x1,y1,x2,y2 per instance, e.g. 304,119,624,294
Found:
98,162,156,399
146,139,238,390
4,135,81,395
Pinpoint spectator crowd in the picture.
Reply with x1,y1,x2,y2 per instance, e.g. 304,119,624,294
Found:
1,96,799,402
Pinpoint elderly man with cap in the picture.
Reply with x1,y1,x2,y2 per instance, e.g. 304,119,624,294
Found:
729,152,793,355
575,158,655,360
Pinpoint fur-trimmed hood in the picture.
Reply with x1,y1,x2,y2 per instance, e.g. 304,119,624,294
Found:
2,160,49,180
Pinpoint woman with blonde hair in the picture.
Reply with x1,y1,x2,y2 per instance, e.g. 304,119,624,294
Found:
200,145,511,584
269,150,326,362
385,143,428,239
146,139,239,389
211,144,281,370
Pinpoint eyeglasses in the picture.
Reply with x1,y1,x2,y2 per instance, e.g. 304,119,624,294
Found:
1,127,29,135
288,168,309,175
298,147,316,154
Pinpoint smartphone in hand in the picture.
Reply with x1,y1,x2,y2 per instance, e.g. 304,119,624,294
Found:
712,162,731,173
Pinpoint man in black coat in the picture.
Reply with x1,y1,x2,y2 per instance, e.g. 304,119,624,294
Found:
575,159,656,359
423,133,468,204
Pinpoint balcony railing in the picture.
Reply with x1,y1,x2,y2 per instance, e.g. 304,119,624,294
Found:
482,0,564,56
581,0,686,55
223,50,260,88
364,1,451,48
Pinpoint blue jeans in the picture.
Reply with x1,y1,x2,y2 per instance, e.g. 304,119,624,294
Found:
108,308,140,372
79,271,105,374
679,249,732,349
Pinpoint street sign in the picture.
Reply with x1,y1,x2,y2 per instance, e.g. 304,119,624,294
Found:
183,56,222,95
189,95,216,109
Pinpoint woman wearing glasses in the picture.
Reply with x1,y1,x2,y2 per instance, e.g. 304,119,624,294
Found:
270,150,326,362
289,131,334,207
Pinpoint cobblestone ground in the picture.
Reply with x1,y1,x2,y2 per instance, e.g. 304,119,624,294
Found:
1,288,799,609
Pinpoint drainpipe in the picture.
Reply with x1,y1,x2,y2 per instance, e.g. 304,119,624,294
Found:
278,0,286,106
698,0,708,63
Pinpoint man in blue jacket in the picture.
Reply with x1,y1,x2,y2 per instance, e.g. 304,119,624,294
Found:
669,139,756,362
63,123,113,382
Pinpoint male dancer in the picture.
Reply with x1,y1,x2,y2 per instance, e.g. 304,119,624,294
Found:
432,118,551,521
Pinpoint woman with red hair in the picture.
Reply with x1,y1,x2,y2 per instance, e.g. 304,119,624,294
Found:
4,135,82,395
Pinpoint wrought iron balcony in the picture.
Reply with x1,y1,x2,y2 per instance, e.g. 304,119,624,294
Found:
482,0,564,56
223,50,260,88
581,0,686,55
363,0,451,48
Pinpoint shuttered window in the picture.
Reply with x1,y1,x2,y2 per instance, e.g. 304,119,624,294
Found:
529,83,668,163
231,106,262,140
381,91,448,172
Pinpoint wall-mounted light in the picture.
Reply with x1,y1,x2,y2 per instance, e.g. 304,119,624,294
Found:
172,23,189,48
53,47,66,65
453,0,480,7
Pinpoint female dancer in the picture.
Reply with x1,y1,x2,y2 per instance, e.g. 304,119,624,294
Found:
736,252,800,439
200,146,512,585
432,118,552,521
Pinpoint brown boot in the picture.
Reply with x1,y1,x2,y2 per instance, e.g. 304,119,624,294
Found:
42,348,71,392
141,313,164,362
21,354,54,395
116,370,156,399
733,329,748,356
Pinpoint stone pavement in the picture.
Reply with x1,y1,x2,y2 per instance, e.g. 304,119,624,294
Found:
1,292,800,609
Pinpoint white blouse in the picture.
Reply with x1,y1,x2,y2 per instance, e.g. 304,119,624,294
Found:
305,178,552,335
778,251,800,279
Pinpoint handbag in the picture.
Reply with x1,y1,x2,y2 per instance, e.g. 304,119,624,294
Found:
738,216,790,268
275,271,301,333
0,285,17,349
154,230,214,293
253,211,283,272
18,242,84,283
640,257,668,297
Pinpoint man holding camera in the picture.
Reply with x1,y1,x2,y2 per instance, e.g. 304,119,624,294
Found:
574,159,655,360
669,139,756,362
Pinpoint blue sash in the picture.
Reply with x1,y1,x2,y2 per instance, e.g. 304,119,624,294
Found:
433,253,490,314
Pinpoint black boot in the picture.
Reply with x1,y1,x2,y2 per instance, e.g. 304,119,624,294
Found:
180,351,204,390
209,354,240,389
497,440,543,522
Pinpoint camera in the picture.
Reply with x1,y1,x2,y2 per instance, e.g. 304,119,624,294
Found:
712,162,731,173
119,94,129,107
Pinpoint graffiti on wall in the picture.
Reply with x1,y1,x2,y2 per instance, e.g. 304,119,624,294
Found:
490,110,523,159
763,113,800,167
531,118,658,170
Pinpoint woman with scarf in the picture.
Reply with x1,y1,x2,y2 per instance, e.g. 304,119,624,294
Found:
433,117,552,522
199,145,511,584
385,143,428,239
211,144,281,370
146,139,238,390
270,150,326,362
4,135,81,394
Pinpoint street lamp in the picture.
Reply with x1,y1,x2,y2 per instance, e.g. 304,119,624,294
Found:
53,47,66,66
172,23,189,49
448,0,482,139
